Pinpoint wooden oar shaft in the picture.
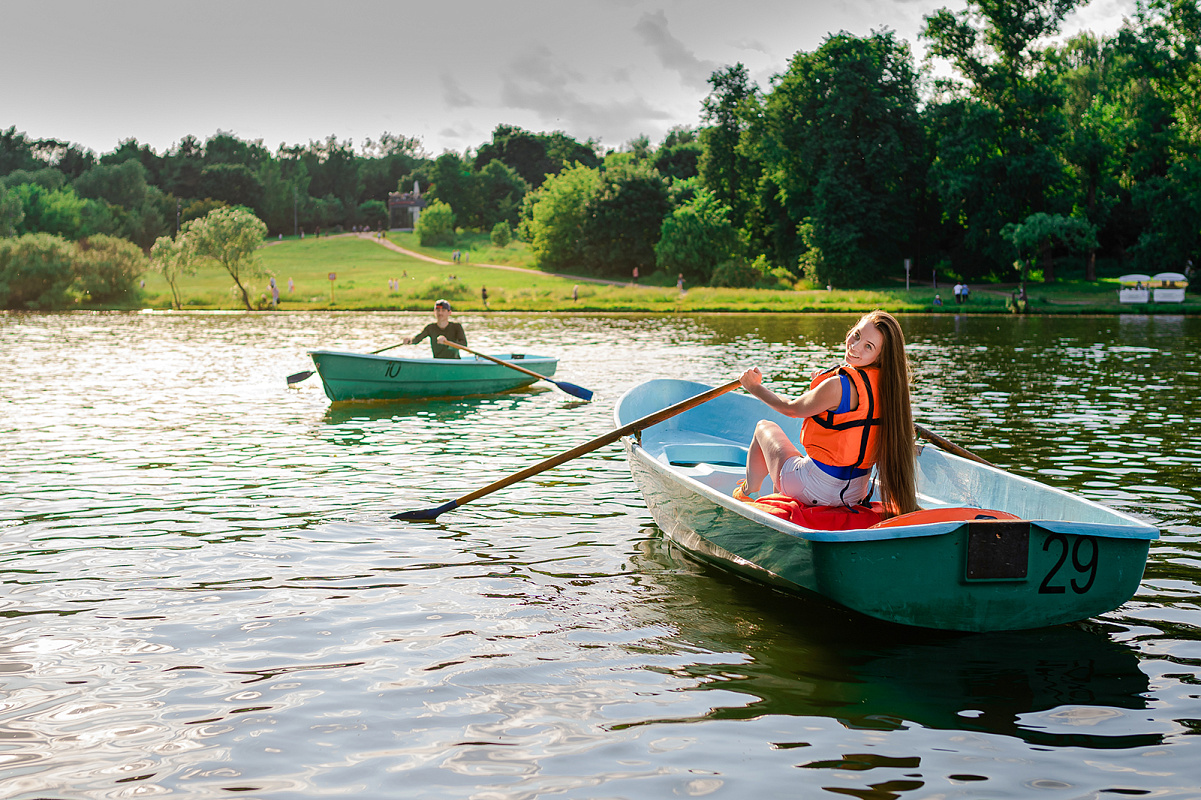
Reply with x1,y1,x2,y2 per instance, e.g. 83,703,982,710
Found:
443,341,546,381
914,424,994,467
452,379,742,508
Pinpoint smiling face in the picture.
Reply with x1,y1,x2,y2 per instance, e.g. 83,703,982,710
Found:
845,320,884,367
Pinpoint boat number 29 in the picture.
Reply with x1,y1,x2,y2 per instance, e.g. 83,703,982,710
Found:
1038,533,1099,594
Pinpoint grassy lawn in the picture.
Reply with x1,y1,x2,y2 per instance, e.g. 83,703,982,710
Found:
134,234,1200,314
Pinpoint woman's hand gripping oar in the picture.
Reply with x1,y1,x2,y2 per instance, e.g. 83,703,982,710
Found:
286,342,409,385
914,424,995,467
442,341,593,401
392,379,742,521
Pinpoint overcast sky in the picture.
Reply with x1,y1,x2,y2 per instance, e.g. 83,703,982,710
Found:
2,0,1138,159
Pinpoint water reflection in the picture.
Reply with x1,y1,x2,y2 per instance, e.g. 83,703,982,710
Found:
1,311,1198,798
624,537,1158,750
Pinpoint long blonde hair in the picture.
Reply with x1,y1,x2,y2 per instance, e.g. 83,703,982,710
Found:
859,311,917,516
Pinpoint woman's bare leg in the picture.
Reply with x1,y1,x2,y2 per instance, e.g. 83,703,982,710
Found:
746,420,802,494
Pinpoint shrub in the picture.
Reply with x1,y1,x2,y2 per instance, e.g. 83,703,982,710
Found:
416,200,456,246
710,257,768,288
75,234,148,303
0,233,77,309
490,221,512,247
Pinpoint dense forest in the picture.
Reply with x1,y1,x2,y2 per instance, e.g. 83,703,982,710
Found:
1,0,1197,308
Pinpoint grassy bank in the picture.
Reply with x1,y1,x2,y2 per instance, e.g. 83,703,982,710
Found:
133,234,1199,314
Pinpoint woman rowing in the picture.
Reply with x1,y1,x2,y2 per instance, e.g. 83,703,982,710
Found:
736,310,918,518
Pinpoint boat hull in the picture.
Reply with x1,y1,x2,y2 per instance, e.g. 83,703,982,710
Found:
618,379,1158,632
309,350,558,402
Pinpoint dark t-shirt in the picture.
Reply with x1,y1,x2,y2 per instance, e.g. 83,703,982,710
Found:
412,321,467,358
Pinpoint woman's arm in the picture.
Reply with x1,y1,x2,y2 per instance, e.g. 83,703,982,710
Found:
739,368,844,419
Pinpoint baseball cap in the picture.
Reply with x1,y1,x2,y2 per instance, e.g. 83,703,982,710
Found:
434,299,452,310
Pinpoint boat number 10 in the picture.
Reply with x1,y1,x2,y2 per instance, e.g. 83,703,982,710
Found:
1038,533,1099,594
385,362,403,378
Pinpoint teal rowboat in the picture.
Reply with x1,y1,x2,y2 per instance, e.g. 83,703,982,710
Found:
616,379,1159,632
308,350,558,402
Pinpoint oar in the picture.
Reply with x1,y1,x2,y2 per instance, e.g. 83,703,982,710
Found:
914,424,995,467
286,342,408,385
443,341,593,401
393,379,742,521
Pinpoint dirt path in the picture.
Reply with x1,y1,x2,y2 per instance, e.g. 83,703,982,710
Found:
355,233,628,286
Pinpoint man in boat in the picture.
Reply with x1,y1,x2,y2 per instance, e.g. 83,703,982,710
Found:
735,310,918,518
402,299,467,358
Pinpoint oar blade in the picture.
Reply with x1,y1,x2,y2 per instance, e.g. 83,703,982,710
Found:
287,370,314,385
392,499,459,522
554,381,593,401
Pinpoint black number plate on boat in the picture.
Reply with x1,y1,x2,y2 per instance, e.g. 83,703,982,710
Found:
965,521,1030,581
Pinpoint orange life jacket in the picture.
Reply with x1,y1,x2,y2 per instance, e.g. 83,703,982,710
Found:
801,365,881,474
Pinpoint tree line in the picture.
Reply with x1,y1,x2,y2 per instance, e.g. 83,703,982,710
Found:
1,0,1197,309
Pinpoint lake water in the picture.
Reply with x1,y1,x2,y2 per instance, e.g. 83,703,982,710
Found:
1,310,1199,799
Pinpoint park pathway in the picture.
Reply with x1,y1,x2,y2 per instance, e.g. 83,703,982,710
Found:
356,233,628,286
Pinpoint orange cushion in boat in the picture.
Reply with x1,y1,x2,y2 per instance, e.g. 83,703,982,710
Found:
870,507,1020,528
740,493,885,531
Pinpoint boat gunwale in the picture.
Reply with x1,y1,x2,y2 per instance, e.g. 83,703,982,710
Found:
308,349,559,366
617,379,1160,544
626,440,1157,543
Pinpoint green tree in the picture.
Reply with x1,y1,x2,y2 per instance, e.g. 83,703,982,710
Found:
1001,212,1098,285
1,167,67,191
475,125,600,189
415,200,456,246
0,189,23,237
490,221,512,247
758,31,923,286
921,0,1082,276
579,162,671,278
653,126,702,182
1130,158,1201,272
357,199,388,229
427,153,480,227
73,160,150,209
75,234,147,303
12,184,89,239
197,164,265,213
0,127,39,175
699,64,757,229
185,207,268,310
654,188,741,283
150,234,197,310
0,232,76,309
522,163,600,271
475,159,529,229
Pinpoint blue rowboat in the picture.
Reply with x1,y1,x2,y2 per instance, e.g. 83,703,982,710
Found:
308,350,559,402
616,379,1159,632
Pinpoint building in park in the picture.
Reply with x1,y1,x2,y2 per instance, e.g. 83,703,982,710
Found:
388,181,426,230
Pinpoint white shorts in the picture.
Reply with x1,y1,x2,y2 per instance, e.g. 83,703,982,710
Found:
778,456,873,507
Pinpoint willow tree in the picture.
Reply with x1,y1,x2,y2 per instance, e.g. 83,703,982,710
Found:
184,207,267,310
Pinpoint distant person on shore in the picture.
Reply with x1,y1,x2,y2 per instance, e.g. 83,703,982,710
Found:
962,284,970,302
288,277,294,293
270,277,279,307
481,286,488,308
953,283,963,304
677,273,685,294
933,294,942,306
402,299,467,359
632,266,639,283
